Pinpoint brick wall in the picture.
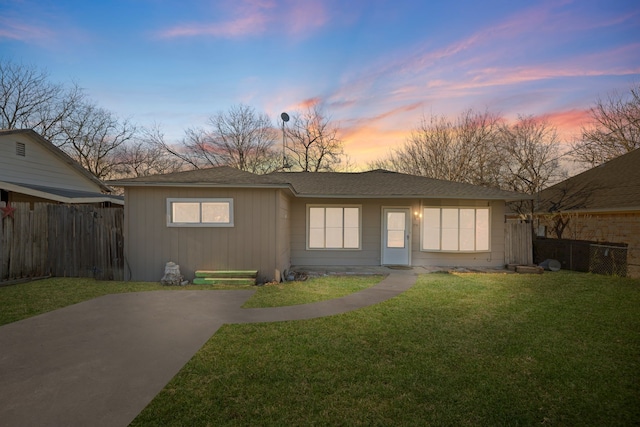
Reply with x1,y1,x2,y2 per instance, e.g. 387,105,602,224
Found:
537,212,640,278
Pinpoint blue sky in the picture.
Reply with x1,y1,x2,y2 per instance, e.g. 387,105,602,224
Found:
1,0,639,166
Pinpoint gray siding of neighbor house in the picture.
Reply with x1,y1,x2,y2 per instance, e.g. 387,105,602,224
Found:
0,133,103,193
124,186,288,283
289,198,506,268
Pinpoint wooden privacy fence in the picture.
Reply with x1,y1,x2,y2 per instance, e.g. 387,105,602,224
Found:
505,222,533,266
0,202,124,282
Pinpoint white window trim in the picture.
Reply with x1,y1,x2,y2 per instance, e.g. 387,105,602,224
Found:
420,206,491,253
306,204,362,250
167,198,234,227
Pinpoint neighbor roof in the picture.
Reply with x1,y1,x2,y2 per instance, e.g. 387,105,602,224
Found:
536,148,640,214
0,181,124,205
110,167,529,201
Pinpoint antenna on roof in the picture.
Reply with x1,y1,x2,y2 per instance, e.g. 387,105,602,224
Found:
281,112,291,170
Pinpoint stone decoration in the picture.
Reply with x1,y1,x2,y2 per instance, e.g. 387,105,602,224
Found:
161,261,187,286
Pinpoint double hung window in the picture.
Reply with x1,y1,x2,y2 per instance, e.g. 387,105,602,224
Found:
308,206,360,249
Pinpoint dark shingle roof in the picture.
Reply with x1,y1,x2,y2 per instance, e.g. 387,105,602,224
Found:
109,166,285,186
110,166,528,201
537,148,640,213
268,170,528,200
0,181,123,204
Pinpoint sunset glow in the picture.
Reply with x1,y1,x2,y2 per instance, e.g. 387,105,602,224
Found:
1,0,638,167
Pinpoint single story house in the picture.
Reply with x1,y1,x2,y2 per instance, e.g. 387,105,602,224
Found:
535,148,640,278
110,167,529,282
0,129,122,206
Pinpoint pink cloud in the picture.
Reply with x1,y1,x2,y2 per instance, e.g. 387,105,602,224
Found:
542,108,591,140
157,0,330,39
0,17,55,43
296,97,323,109
286,1,328,35
159,14,269,38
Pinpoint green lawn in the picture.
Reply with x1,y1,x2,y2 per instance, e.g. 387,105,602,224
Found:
130,272,640,426
0,275,382,326
1,272,639,425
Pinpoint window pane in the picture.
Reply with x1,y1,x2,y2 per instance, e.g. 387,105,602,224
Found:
459,209,475,250
325,227,343,248
202,202,229,223
460,209,474,229
441,208,458,229
442,228,459,250
325,208,343,228
387,212,406,248
422,208,440,250
173,202,200,223
460,229,475,250
309,208,325,248
344,209,359,249
387,212,405,231
309,228,324,248
309,208,324,228
387,230,405,248
344,228,359,248
441,208,459,250
344,208,359,228
476,208,490,251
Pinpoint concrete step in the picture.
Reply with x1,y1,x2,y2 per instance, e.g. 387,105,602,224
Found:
195,270,257,279
192,277,256,285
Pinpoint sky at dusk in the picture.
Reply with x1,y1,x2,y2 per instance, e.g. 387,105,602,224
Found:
1,0,639,168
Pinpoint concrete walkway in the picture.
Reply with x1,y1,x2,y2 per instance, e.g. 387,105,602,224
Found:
0,270,417,427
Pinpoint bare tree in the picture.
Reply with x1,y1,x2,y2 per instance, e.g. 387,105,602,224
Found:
371,110,565,215
161,104,280,174
497,115,565,195
496,115,566,215
113,124,185,178
285,105,345,172
369,109,502,186
0,59,84,143
572,83,640,167
59,101,137,179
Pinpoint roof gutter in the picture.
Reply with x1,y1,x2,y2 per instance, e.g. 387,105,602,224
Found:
0,181,124,205
535,206,640,215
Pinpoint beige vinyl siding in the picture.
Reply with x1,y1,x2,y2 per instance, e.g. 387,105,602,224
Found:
290,198,506,268
290,198,385,266
275,191,292,279
0,134,103,192
124,186,281,282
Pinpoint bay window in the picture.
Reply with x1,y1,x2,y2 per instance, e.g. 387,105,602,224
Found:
422,207,489,252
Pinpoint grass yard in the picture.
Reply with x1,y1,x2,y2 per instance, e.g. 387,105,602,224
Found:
130,272,640,426
243,275,383,308
0,275,382,326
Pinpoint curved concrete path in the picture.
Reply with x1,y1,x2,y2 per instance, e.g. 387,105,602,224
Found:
0,271,416,427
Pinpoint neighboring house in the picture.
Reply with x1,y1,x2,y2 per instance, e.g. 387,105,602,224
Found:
0,129,122,206
535,148,640,278
110,167,528,283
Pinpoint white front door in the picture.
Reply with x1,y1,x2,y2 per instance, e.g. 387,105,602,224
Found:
382,208,410,265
